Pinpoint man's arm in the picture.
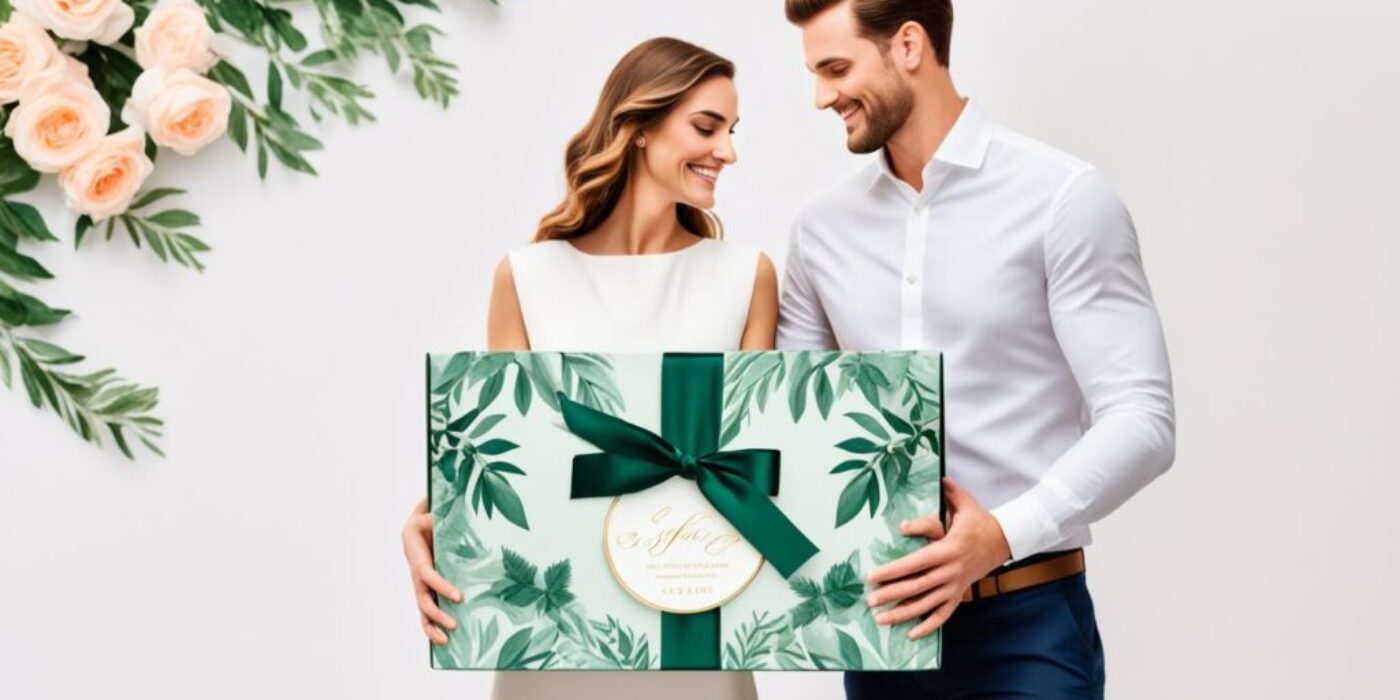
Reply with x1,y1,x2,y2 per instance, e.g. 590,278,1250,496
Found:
777,215,839,351
989,167,1178,561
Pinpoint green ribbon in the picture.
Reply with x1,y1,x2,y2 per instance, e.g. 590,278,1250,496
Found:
559,352,819,669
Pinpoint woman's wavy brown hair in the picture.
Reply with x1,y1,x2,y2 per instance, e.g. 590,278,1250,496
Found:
534,38,735,242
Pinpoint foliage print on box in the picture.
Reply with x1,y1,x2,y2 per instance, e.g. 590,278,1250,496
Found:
719,351,943,670
427,350,943,671
428,351,650,670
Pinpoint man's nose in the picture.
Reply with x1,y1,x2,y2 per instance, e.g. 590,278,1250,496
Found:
815,79,839,111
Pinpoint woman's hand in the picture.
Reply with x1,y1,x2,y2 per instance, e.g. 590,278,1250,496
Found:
403,498,463,644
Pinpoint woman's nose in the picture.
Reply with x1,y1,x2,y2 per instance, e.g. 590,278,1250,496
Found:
715,134,737,165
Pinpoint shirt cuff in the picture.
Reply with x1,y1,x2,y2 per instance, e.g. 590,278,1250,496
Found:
989,489,1063,563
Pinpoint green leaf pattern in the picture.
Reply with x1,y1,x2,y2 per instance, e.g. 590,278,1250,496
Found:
429,351,645,670
429,350,939,670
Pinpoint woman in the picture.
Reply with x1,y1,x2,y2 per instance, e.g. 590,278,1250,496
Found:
401,38,773,700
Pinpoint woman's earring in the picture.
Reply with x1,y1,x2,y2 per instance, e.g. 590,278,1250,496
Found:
635,136,646,148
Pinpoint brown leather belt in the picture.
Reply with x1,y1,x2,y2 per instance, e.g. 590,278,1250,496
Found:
961,548,1086,602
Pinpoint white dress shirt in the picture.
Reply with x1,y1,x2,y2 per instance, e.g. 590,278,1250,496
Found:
778,101,1176,562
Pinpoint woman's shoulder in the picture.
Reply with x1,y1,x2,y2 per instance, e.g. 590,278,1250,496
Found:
698,236,766,264
505,239,574,269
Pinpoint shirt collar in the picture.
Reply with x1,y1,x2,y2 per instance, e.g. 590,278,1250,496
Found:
869,99,993,192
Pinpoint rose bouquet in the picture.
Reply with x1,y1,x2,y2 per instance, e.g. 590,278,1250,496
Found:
0,0,489,456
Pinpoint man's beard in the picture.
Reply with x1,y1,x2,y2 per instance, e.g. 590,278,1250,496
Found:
846,78,914,154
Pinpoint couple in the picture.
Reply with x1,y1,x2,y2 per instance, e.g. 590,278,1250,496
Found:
404,1,1175,699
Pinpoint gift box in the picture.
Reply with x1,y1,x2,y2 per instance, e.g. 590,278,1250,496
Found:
427,350,944,671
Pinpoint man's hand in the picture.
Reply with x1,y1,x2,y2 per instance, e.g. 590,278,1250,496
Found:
865,478,1012,640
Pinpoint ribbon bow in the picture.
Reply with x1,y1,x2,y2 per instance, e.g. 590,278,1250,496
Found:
558,393,819,579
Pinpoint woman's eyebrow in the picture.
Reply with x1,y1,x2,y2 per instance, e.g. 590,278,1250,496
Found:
692,110,734,125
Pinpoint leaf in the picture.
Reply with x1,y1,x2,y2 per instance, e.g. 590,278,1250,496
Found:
822,561,864,609
476,439,518,455
0,244,52,280
0,139,40,196
435,450,457,482
845,412,890,440
19,338,82,364
836,629,863,669
2,201,57,241
476,370,505,409
496,628,533,669
513,366,532,415
487,461,524,475
922,429,941,456
499,582,544,607
228,101,249,150
835,470,874,527
483,471,529,529
501,547,537,587
74,215,92,248
446,407,480,433
829,459,866,474
301,49,339,67
880,408,914,436
836,438,882,454
814,369,834,419
788,598,823,629
468,413,505,439
0,279,68,326
129,187,185,210
789,576,821,600
786,352,813,421
209,60,253,99
543,560,571,594
267,61,284,110
146,210,200,228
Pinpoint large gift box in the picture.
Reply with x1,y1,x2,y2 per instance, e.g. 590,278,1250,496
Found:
427,350,944,671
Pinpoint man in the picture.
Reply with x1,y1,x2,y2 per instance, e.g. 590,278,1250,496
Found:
779,1,1176,698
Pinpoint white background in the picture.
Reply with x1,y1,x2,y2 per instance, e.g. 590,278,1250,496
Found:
3,0,1398,698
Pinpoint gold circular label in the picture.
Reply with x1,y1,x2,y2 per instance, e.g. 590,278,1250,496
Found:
602,479,764,613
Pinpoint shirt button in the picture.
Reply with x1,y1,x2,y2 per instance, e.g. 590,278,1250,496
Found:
905,273,919,285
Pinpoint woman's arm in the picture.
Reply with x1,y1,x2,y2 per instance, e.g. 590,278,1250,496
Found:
406,256,533,645
739,252,778,351
487,256,531,351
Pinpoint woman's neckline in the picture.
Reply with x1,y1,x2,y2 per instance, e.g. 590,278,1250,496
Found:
561,235,711,259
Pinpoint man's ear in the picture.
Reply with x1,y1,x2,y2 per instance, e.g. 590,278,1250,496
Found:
892,20,927,72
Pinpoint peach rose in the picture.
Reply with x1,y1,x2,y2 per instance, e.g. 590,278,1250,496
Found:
3,61,111,172
57,126,153,220
11,0,134,45
134,0,217,73
0,12,64,105
121,66,230,156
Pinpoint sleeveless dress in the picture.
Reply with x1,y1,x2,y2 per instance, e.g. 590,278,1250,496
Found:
492,236,762,700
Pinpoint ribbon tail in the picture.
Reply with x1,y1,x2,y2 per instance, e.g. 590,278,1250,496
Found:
699,469,820,579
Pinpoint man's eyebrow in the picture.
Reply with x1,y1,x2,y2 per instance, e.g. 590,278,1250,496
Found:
814,56,849,70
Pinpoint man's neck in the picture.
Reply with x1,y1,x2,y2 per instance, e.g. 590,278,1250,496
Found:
884,83,967,193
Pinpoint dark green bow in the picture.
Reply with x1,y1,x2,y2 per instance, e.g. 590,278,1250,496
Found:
558,394,819,579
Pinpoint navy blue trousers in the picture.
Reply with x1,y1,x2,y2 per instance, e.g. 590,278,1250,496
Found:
845,573,1105,699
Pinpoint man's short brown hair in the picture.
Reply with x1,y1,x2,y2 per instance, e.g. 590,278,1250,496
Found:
785,0,954,67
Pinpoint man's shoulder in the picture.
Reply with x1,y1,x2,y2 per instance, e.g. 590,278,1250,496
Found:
793,161,882,229
985,121,1100,190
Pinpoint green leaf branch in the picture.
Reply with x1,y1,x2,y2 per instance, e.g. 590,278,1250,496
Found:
75,188,212,271
0,324,163,458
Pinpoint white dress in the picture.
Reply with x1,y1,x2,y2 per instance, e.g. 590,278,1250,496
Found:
492,236,762,700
